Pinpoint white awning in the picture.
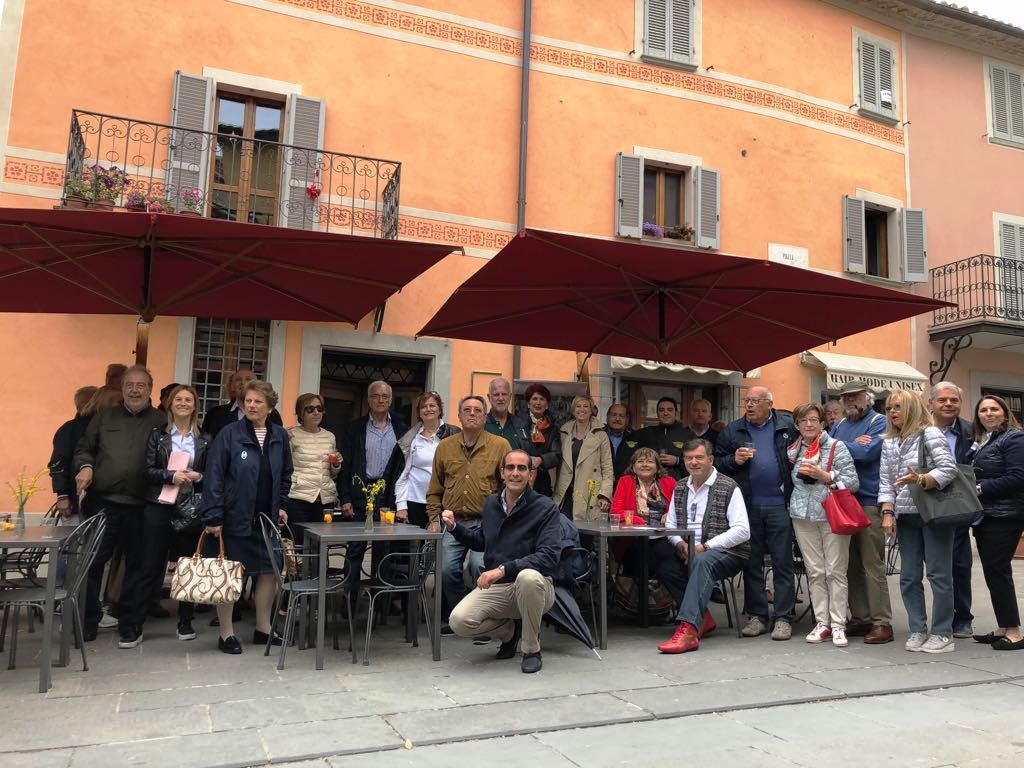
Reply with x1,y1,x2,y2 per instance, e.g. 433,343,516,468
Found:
802,351,927,394
610,357,759,382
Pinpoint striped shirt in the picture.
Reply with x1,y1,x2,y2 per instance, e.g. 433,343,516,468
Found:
365,415,397,479
254,426,268,449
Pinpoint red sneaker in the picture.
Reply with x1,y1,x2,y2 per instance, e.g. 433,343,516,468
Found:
658,622,700,654
698,609,717,638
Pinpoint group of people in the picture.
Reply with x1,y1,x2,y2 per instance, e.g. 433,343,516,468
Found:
47,365,1024,673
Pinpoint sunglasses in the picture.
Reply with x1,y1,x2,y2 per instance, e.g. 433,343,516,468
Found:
503,463,529,472
303,405,325,414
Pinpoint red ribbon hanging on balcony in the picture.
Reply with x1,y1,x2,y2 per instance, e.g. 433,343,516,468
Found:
306,169,322,201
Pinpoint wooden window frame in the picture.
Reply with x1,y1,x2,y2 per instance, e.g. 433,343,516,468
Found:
644,166,687,231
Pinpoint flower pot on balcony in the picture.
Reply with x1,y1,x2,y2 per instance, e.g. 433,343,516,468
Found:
126,204,147,212
63,196,90,209
178,210,202,218
91,199,115,211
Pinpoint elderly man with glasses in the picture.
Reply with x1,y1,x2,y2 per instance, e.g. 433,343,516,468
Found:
714,386,798,640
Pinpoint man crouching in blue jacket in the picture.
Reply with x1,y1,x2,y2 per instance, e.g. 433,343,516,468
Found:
441,448,561,673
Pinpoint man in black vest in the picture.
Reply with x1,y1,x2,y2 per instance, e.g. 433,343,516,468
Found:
657,439,750,654
605,403,637,483
201,367,282,439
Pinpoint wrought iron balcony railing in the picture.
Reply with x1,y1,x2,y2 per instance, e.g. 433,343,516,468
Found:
63,109,400,238
930,254,1024,332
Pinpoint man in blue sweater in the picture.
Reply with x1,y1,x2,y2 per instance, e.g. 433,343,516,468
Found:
830,380,892,644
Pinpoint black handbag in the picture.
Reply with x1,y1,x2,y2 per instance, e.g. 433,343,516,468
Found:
171,491,203,533
908,436,982,528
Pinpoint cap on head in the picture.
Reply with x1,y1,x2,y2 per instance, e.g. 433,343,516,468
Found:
837,380,870,397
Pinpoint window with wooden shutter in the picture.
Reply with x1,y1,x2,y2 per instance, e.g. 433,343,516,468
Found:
643,0,693,67
997,220,1023,317
989,64,1024,147
843,196,866,274
857,36,897,123
167,72,214,211
280,95,325,230
616,153,644,238
693,166,720,249
900,208,927,283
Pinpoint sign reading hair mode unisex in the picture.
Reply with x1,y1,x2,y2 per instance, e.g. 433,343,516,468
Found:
802,351,927,394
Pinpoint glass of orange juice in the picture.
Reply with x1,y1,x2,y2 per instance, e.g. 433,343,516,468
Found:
623,509,635,526
381,508,395,525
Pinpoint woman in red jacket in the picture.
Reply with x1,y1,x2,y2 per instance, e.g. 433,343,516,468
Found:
611,448,676,525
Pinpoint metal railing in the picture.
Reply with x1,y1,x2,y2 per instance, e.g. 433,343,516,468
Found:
930,254,1024,330
62,109,401,238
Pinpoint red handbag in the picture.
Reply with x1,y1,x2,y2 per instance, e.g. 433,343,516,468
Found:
820,442,871,535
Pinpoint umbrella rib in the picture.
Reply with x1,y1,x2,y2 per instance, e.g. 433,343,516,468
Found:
154,241,266,310
665,294,836,347
577,293,659,352
526,231,663,289
561,302,658,348
701,330,745,372
0,243,130,281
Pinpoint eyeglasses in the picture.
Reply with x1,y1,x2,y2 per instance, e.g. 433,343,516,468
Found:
369,394,391,401
743,397,767,405
885,405,902,412
797,417,821,425
688,502,698,523
303,405,325,414
503,463,529,472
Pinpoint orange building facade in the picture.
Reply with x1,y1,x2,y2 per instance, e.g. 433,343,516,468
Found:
4,0,1005,511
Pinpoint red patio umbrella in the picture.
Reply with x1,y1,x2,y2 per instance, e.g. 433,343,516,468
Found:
419,229,947,372
0,208,455,362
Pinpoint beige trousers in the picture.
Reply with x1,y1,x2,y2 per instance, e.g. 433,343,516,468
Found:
449,569,555,653
793,517,851,629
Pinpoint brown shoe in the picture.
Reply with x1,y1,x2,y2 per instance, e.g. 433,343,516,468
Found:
864,624,894,644
845,620,871,637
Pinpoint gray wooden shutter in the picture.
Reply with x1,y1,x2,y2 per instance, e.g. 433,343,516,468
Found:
644,0,669,61
167,72,214,211
877,46,896,117
900,208,927,283
645,0,691,64
280,95,325,230
669,0,692,63
615,152,644,238
1010,69,1024,143
993,66,1024,143
999,221,1021,317
843,195,866,274
694,166,720,249
859,39,879,113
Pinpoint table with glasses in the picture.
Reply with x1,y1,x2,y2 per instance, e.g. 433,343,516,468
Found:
575,519,695,650
0,525,76,692
296,522,443,669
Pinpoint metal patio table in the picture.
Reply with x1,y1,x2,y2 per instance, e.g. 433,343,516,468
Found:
296,522,443,669
575,520,695,650
0,525,76,692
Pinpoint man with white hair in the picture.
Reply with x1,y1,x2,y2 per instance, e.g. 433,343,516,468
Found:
830,380,892,643
928,380,975,639
485,377,523,451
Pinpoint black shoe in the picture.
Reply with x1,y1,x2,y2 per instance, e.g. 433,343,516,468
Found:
496,623,522,660
253,629,291,647
440,624,455,637
148,603,170,619
521,651,543,673
83,626,98,642
177,621,197,641
993,636,1024,651
118,626,143,649
218,635,243,654
709,585,726,604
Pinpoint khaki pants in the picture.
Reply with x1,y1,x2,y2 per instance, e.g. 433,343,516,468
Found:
846,505,893,626
793,517,851,629
449,569,555,653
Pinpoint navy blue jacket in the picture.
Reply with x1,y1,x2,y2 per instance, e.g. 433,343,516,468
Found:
714,411,798,506
201,419,293,535
972,428,1024,521
451,486,562,583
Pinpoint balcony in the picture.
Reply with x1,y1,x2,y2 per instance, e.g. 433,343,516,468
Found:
930,254,1024,352
62,109,400,238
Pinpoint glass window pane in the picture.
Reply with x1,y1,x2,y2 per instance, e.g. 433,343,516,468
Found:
664,172,682,229
249,144,279,192
248,195,276,225
643,169,658,225
254,105,282,143
214,136,243,186
211,189,238,221
217,98,245,136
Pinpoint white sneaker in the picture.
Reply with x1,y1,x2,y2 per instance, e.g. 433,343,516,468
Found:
905,632,928,652
98,612,118,629
805,623,831,643
831,627,848,647
921,634,954,654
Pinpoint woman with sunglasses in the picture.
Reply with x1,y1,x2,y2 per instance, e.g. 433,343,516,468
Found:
286,393,341,543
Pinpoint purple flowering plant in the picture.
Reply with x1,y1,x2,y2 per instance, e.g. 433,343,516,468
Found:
642,222,664,238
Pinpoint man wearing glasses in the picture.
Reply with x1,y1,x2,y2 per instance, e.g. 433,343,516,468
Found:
829,380,892,644
442,448,561,673
714,386,798,640
658,439,750,654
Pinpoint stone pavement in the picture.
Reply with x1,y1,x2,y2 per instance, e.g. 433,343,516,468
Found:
1,561,1023,767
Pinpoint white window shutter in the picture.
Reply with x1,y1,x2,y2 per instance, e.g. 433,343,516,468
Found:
843,196,866,274
859,38,878,113
1009,69,1024,143
877,46,896,117
644,0,669,61
615,153,644,238
669,0,692,63
694,166,720,249
280,95,325,230
900,208,927,283
990,65,1011,140
167,72,214,211
999,221,1021,316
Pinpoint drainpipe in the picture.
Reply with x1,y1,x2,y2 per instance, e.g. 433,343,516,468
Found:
512,0,532,384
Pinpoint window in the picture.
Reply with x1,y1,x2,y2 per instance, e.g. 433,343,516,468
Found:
643,0,694,67
191,318,271,419
843,195,927,282
989,63,1024,147
211,94,285,225
856,35,897,123
996,220,1024,317
616,152,720,248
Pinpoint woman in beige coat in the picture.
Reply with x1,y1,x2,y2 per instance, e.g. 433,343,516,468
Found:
553,395,614,521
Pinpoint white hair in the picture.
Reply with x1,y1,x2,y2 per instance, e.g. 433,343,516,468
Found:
930,381,963,399
368,380,393,396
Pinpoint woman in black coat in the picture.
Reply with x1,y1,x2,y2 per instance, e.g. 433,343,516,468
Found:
970,395,1024,650
142,385,210,644
513,383,561,497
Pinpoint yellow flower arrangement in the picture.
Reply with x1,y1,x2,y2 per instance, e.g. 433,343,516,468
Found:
352,475,387,528
6,465,48,530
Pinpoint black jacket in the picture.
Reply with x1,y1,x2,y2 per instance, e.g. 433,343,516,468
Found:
201,401,282,440
972,428,1024,520
143,427,211,504
49,414,93,496
635,421,691,480
714,411,798,506
201,419,293,535
451,486,562,582
946,416,975,464
605,427,639,482
337,411,409,511
74,404,167,506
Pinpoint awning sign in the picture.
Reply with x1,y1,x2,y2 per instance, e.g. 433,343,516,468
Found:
826,371,925,393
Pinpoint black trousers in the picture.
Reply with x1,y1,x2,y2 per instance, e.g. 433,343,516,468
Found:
286,496,331,546
623,537,689,606
85,502,145,631
119,504,177,629
974,516,1024,628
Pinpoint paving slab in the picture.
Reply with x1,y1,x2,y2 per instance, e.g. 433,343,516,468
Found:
922,681,1024,715
0,748,73,768
790,659,1003,695
261,715,404,761
436,665,668,705
69,730,267,768
947,650,1024,677
387,692,649,744
328,734,575,768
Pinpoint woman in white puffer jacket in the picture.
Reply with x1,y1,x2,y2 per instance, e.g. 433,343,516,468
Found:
286,392,341,543
878,389,959,654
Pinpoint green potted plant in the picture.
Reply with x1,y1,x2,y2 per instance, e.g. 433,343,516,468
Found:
125,189,148,211
63,164,130,209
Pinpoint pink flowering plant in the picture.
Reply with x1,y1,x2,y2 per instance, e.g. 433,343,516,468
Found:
64,164,131,203
125,189,171,212
179,187,203,212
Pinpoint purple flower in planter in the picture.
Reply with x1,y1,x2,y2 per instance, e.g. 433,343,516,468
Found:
642,222,664,238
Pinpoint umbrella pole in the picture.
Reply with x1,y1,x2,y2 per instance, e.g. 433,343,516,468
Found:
135,318,150,366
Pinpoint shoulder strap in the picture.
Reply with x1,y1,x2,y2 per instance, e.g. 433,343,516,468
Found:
825,440,839,472
917,430,929,471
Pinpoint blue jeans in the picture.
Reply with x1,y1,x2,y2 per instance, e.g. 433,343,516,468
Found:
441,524,485,617
952,523,974,630
897,513,954,635
676,549,746,627
743,505,795,624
